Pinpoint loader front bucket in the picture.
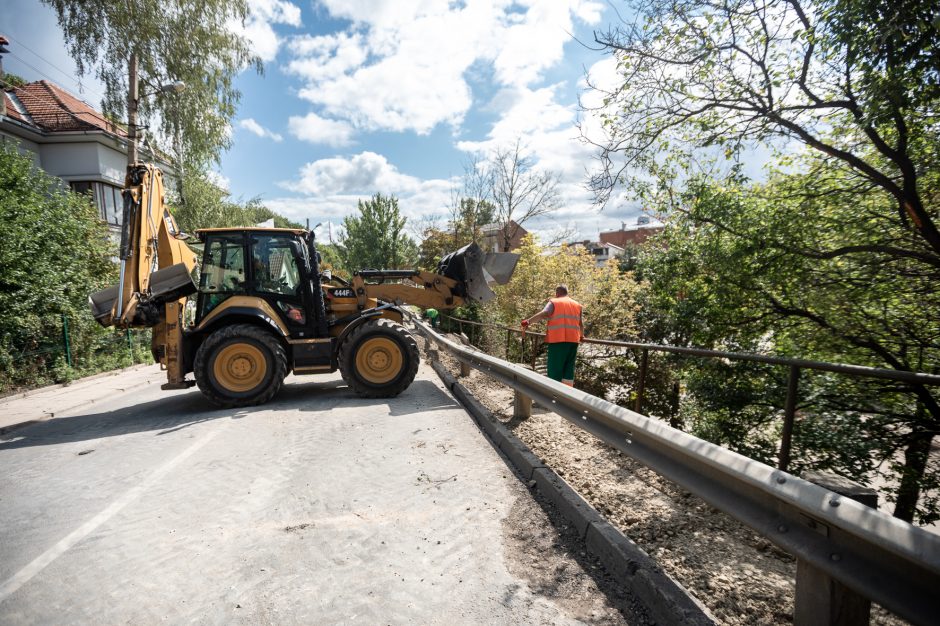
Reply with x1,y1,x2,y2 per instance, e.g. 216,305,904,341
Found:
437,242,519,304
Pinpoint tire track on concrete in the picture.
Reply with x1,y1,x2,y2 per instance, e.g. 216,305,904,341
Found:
0,426,222,604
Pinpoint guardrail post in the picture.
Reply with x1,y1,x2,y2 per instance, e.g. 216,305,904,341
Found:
459,360,471,377
794,471,876,626
635,348,649,413
513,389,532,419
778,365,800,471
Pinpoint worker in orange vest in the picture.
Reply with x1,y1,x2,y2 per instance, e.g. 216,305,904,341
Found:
522,284,583,386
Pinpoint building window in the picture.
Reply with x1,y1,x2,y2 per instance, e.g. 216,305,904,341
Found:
70,181,122,226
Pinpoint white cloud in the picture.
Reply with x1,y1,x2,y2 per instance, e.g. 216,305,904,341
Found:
576,56,622,149
288,112,355,146
280,151,422,195
272,151,458,227
493,2,588,86
287,32,368,81
285,0,602,134
238,118,284,142
233,0,303,62
250,0,302,25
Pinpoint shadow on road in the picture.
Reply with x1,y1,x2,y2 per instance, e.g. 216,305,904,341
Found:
0,378,463,451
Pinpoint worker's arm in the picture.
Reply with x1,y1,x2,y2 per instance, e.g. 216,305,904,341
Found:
524,310,550,326
523,302,553,327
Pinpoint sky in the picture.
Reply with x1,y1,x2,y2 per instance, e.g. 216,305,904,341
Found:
3,0,649,242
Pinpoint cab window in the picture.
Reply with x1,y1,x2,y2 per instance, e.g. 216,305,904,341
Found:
250,234,301,296
198,234,245,319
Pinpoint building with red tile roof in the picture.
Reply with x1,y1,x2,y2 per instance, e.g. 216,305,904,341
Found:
599,216,665,248
5,80,127,136
480,220,529,252
1,79,170,230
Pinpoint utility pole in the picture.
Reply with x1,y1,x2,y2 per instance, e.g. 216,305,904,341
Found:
127,52,139,167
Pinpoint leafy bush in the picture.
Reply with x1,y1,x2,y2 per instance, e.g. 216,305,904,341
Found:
0,143,119,392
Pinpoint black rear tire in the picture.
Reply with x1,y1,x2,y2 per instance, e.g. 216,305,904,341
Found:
339,319,419,398
194,324,287,408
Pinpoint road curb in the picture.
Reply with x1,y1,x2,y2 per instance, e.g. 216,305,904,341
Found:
431,359,716,626
0,364,153,403
0,370,157,437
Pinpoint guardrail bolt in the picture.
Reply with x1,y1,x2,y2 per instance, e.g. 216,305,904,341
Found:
795,471,876,626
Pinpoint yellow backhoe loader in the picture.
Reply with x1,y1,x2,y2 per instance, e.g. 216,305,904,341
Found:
89,164,518,408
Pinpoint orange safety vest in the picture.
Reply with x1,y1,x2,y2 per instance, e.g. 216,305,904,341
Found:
545,296,582,344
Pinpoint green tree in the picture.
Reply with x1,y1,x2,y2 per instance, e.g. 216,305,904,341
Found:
169,172,300,232
315,243,346,276
339,194,418,271
0,72,27,88
43,0,261,171
0,144,115,391
637,165,940,523
485,236,642,394
590,0,940,258
470,141,560,251
588,0,940,524
418,198,495,270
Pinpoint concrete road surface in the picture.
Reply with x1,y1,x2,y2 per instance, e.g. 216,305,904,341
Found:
0,363,634,624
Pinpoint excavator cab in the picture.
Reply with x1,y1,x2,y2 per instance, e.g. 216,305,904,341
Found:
193,229,314,333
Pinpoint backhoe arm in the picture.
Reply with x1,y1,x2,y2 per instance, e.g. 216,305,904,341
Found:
90,164,196,328
350,270,467,310
88,163,198,389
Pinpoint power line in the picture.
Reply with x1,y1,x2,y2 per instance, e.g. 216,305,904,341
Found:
4,39,106,103
5,36,86,84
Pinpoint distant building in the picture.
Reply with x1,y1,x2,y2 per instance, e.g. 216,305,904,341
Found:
570,240,625,268
1,78,172,231
599,216,664,248
480,220,528,252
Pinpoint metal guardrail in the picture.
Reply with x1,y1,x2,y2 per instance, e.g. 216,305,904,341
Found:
441,314,940,472
413,320,940,625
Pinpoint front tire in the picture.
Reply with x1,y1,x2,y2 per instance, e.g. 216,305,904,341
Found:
194,324,287,408
339,319,419,398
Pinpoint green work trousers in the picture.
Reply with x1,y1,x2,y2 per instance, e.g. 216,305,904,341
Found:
546,342,579,385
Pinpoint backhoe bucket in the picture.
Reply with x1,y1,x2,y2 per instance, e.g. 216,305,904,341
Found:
148,262,197,303
88,263,196,327
437,242,519,304
89,284,119,326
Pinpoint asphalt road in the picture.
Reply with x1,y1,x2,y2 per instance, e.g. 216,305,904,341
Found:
0,364,628,624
